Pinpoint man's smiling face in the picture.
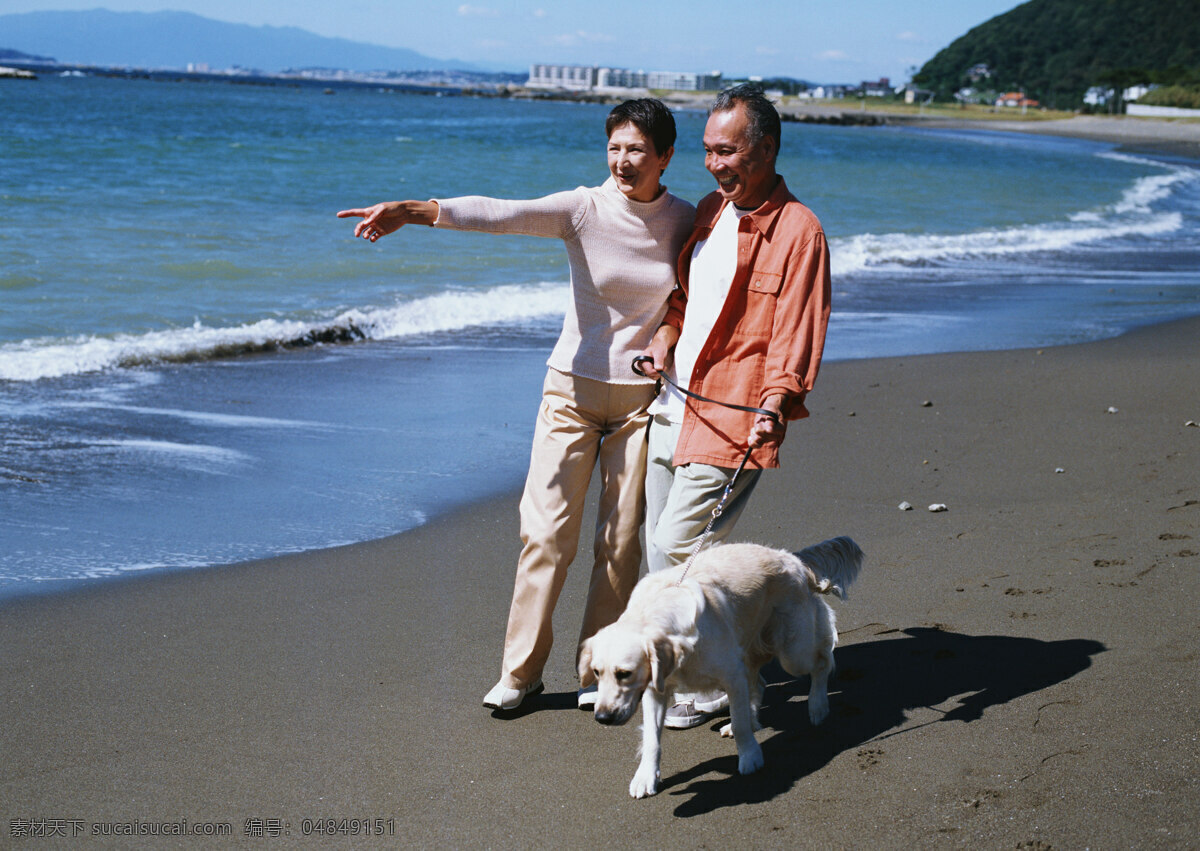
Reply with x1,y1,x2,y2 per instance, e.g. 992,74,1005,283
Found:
702,104,777,210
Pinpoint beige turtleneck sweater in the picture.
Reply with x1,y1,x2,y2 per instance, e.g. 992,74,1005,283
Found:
435,177,694,384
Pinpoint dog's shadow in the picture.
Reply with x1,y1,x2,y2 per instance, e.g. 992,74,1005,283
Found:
663,626,1106,816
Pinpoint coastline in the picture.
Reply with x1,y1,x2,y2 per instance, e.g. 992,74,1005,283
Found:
766,97,1200,161
3,315,1196,846
890,113,1200,160
653,89,1200,160
14,62,1200,160
9,77,1198,597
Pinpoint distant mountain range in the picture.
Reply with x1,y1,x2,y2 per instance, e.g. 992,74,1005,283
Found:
0,9,508,73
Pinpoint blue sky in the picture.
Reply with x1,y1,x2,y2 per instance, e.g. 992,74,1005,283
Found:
0,1,1024,82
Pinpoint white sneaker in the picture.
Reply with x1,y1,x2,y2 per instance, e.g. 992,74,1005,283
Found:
577,685,597,709
482,678,543,711
664,699,711,729
694,690,730,714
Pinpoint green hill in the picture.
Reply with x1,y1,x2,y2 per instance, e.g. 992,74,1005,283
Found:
912,0,1200,108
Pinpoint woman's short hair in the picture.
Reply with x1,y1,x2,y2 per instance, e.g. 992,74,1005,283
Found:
605,98,677,156
711,83,781,157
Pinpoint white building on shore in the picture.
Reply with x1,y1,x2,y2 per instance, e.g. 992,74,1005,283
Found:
527,64,721,93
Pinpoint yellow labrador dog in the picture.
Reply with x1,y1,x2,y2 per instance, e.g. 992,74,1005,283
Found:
578,537,863,798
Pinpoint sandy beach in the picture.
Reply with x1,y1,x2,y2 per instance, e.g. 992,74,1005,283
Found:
901,113,1200,160
3,308,1197,846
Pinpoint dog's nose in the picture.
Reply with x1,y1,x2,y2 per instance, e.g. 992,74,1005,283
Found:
594,708,616,725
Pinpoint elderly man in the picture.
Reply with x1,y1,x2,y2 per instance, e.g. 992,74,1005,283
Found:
639,84,832,729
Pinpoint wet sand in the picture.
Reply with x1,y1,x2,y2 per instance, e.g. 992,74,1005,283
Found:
3,315,1197,846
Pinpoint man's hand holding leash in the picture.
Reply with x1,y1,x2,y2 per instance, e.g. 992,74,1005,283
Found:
748,395,786,448
635,323,784,450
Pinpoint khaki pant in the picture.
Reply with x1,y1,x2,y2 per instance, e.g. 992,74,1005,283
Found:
499,368,655,690
645,414,762,574
644,413,763,706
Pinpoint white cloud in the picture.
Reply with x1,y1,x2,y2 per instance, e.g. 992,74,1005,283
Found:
896,30,921,42
755,46,780,56
457,4,500,17
532,8,546,17
549,30,615,47
818,49,850,61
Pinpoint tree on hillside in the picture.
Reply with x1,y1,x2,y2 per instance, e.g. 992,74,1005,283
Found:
912,0,1200,108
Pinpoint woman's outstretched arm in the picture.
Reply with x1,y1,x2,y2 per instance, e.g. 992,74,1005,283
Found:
336,200,440,242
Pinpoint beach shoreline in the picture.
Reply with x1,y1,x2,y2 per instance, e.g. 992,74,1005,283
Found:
890,113,1200,160
3,313,1197,846
8,76,1198,599
655,90,1200,160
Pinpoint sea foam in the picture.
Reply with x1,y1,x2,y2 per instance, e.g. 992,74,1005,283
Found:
0,282,570,382
832,160,1195,277
830,212,1183,277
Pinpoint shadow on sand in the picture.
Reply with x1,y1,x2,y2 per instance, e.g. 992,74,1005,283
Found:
662,626,1106,817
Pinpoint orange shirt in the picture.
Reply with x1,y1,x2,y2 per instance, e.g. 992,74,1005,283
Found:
662,177,831,469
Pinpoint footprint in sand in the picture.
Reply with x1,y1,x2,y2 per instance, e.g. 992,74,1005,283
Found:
959,789,1000,809
856,747,884,770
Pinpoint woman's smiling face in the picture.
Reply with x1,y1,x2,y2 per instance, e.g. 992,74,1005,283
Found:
607,122,673,202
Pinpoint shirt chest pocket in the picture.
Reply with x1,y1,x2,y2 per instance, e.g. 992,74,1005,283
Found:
747,271,783,295
736,271,783,337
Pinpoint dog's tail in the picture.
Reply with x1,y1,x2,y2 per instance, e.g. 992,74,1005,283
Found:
796,536,864,600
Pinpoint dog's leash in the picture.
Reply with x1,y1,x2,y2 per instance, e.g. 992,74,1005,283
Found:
632,356,779,584
632,356,780,422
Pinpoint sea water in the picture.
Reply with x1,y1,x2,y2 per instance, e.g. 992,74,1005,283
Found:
2,75,1198,595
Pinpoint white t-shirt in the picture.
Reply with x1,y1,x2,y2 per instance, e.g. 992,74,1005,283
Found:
653,203,751,421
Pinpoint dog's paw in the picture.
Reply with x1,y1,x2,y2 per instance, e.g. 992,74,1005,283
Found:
808,692,830,725
738,741,764,775
719,718,761,738
629,766,661,798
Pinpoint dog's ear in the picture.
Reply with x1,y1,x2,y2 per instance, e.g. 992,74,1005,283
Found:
647,635,678,694
577,639,594,688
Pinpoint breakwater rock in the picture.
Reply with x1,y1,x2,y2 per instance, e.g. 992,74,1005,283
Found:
779,110,887,126
0,66,37,80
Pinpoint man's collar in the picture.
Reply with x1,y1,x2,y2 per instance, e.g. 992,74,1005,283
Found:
697,176,791,232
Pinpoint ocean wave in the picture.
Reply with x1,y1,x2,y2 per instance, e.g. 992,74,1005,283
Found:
0,282,570,382
89,439,250,465
2,157,1194,383
832,159,1195,277
63,402,332,430
830,212,1183,277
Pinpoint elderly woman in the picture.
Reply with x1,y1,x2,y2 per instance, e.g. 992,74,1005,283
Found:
338,99,694,711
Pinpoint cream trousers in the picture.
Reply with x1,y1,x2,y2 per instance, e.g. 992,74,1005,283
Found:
645,414,762,574
500,369,655,690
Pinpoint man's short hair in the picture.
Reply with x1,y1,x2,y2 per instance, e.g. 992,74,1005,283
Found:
711,83,781,157
605,98,677,157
